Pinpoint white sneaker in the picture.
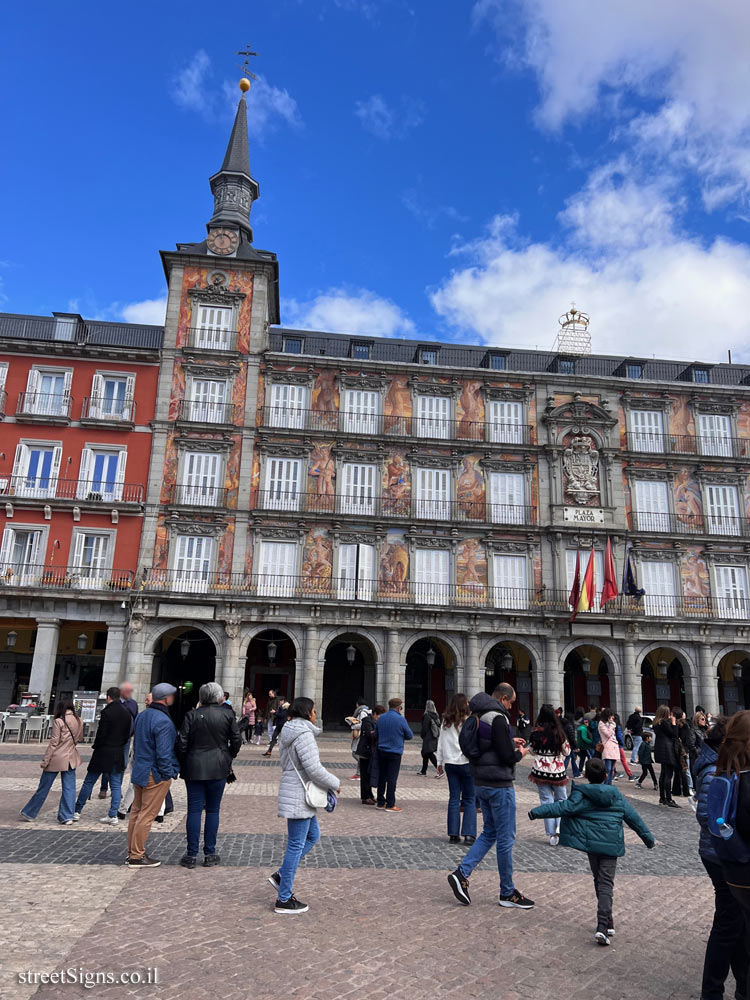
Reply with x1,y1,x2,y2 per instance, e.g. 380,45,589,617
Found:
549,834,559,846
72,813,81,822
99,816,119,826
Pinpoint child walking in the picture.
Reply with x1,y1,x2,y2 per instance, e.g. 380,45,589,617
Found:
635,733,658,789
253,712,265,746
528,757,654,946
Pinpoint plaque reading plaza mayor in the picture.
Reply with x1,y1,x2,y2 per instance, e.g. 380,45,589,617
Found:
563,506,604,524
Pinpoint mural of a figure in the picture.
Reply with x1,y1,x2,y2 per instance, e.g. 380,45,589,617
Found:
457,381,483,440
383,451,410,516
738,401,750,440
312,371,338,431
674,468,703,524
681,548,709,600
309,442,336,511
670,395,693,438
456,455,485,519
456,539,486,593
384,375,411,434
380,533,408,596
302,529,332,592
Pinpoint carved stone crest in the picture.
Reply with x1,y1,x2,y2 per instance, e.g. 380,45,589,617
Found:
562,435,600,505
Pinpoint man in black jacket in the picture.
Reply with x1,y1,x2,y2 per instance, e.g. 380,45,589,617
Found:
626,706,644,765
74,688,132,825
448,684,534,910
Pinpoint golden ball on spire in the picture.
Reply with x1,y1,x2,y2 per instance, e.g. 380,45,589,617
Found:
239,77,252,93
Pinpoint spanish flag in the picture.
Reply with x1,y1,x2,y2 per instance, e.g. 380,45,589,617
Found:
601,537,619,606
573,546,596,620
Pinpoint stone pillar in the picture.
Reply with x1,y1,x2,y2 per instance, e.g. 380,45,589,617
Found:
100,624,127,692
28,618,60,708
622,641,641,717
125,618,149,705
302,624,319,701
544,634,561,708
699,643,719,716
221,622,244,707
385,628,404,705
465,632,481,698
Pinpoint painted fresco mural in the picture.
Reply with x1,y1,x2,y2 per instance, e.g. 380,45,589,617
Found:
680,547,709,604
457,455,485,518
176,266,254,353
312,370,339,414
456,539,487,601
457,381,484,439
383,450,410,516
380,531,408,597
309,442,336,510
301,528,333,592
384,375,411,434
673,468,703,523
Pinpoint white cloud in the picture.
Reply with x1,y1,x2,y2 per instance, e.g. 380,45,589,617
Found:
475,0,750,208
221,78,301,141
430,213,750,362
401,188,467,230
119,296,167,325
171,49,213,117
284,287,415,337
354,94,424,140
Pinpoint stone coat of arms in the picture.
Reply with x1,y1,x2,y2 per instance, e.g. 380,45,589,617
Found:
562,435,600,505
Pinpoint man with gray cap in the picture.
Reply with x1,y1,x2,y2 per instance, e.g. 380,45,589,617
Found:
126,683,180,868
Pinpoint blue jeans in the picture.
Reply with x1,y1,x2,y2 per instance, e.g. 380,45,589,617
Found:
22,766,77,821
459,785,516,897
565,753,582,777
76,769,123,818
445,763,476,838
629,735,643,764
536,781,568,836
604,759,615,784
278,815,320,901
184,778,227,857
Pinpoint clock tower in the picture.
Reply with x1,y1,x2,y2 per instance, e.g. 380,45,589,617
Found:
205,91,260,248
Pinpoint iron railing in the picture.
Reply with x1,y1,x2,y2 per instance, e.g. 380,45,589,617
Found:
176,398,239,424
625,430,750,458
629,510,750,537
165,484,230,507
185,326,238,352
16,392,73,419
253,488,536,524
0,564,134,591
0,477,144,504
80,396,136,423
261,406,533,444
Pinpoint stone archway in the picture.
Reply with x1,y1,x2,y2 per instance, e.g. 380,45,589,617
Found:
403,636,456,722
637,645,695,713
245,628,298,718
715,650,750,714
321,632,377,729
150,625,217,725
483,639,536,722
562,644,613,715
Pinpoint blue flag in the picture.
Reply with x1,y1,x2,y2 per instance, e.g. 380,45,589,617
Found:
622,545,645,601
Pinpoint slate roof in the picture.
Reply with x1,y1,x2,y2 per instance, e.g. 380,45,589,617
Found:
0,313,163,350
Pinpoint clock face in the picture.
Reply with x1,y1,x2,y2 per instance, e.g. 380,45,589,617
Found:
206,228,239,255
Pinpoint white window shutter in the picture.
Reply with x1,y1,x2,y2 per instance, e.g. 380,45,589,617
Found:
124,375,135,419
71,531,86,571
0,528,14,568
0,364,7,391
641,560,676,615
25,369,39,395
50,446,62,495
62,370,73,402
338,544,357,598
634,479,669,531
77,448,93,499
358,543,375,600
114,450,127,500
11,443,29,488
90,373,104,417
493,554,527,609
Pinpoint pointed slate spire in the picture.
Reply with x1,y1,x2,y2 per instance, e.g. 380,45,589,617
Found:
208,96,260,240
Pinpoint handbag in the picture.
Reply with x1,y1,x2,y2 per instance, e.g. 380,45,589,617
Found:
289,741,329,809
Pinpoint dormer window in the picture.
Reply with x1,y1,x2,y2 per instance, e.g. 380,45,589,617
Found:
418,347,439,366
693,368,710,384
489,353,506,371
350,342,372,361
282,336,303,355
626,363,643,380
558,358,575,375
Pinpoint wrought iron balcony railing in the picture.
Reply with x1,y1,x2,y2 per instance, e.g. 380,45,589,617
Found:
185,326,238,352
16,392,73,420
0,476,144,504
625,430,750,458
629,510,750,537
261,406,533,445
0,563,133,591
165,483,230,507
176,398,239,424
80,395,136,423
253,488,537,524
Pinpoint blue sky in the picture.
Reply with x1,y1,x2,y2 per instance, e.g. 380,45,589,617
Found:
2,0,750,361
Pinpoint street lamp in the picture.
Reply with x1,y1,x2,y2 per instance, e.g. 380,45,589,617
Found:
500,652,513,673
267,639,277,663
180,638,190,660
732,663,744,682
580,656,591,673
657,659,668,679
6,630,17,649
77,633,87,652
425,645,436,668
346,643,356,665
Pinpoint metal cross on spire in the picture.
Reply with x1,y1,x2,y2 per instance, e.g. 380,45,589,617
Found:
237,44,259,82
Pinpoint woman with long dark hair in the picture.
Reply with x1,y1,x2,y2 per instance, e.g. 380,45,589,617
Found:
598,708,620,785
418,699,440,776
20,699,83,824
268,697,340,914
436,693,476,844
528,703,570,845
653,704,680,807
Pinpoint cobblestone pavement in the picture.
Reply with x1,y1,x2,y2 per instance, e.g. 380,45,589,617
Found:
0,739,728,1000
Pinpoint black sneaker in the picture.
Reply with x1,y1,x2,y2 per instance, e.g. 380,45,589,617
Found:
274,895,309,914
267,870,281,889
203,854,221,867
499,889,534,909
126,855,161,868
666,800,681,808
449,835,461,844
117,812,126,820
448,869,471,906
154,815,165,823
179,855,197,869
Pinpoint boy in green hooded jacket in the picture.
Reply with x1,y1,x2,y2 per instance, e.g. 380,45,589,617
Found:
529,756,654,946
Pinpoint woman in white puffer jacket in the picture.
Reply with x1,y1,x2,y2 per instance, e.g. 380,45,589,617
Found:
268,697,340,915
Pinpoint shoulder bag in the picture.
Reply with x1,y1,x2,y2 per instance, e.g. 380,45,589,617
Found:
289,739,329,809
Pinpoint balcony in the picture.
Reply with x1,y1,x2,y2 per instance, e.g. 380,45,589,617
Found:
0,477,144,504
254,488,537,525
176,398,239,425
16,391,73,423
625,430,750,459
0,563,133,591
165,483,230,507
80,395,136,425
261,407,533,445
185,326,238,352
629,510,750,538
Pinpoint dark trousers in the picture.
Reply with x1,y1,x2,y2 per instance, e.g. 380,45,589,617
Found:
673,766,690,797
638,764,657,786
268,721,284,751
376,751,402,808
701,858,749,1000
728,880,750,1000
577,748,590,774
587,852,617,933
419,752,437,774
659,762,675,802
359,757,373,801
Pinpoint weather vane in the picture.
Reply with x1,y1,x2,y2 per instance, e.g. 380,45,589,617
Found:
237,44,259,93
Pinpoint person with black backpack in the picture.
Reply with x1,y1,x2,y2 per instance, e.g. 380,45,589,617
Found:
418,700,441,776
447,683,534,910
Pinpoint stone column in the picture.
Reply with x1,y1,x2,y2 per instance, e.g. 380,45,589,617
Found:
385,628,404,705
100,624,127,692
544,633,561,708
699,643,719,716
465,632,481,698
221,620,244,707
302,624,319,701
28,619,60,707
125,618,149,705
622,640,641,717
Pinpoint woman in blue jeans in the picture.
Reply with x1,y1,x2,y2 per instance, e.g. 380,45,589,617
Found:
528,704,570,846
436,694,476,845
268,698,340,915
20,699,83,824
176,682,241,869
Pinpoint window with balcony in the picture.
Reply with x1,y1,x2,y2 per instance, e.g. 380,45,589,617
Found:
88,374,135,421
178,452,222,506
487,399,523,444
416,394,451,439
341,388,380,435
415,467,450,519
488,472,526,524
705,483,741,535
264,457,302,511
698,413,732,457
256,539,297,596
338,543,375,600
492,553,528,609
188,378,228,424
566,549,605,611
282,336,303,355
633,480,670,532
195,305,233,350
22,368,72,417
629,408,664,452
78,448,127,501
341,462,377,515
0,526,44,585
9,442,62,498
715,564,749,619
268,382,308,429
70,531,112,588
173,534,214,592
641,559,676,615
414,548,450,605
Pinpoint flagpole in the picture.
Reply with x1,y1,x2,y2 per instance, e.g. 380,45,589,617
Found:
619,530,627,614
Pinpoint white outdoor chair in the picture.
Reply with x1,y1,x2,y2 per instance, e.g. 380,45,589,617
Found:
84,721,98,744
23,716,45,742
1,715,25,742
